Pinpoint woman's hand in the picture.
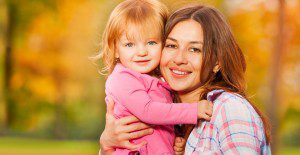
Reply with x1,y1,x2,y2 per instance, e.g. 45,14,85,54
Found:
173,137,186,155
99,97,154,154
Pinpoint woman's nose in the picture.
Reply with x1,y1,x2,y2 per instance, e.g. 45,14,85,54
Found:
173,49,188,65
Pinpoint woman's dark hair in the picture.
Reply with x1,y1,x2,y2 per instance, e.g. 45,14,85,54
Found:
165,5,271,144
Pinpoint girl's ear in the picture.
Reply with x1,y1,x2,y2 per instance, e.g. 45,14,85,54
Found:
213,62,220,73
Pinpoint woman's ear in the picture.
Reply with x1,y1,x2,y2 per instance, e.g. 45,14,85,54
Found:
115,51,119,59
213,62,220,73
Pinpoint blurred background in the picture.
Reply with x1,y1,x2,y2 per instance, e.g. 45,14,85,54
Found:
0,0,299,154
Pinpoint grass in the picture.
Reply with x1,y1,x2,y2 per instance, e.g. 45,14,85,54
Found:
278,147,300,155
0,137,299,155
0,137,99,155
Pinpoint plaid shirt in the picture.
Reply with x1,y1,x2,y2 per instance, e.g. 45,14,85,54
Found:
185,90,271,155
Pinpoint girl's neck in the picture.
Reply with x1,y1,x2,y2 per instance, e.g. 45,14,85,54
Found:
178,87,203,103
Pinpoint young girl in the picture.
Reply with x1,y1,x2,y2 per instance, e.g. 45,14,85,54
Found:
97,0,213,154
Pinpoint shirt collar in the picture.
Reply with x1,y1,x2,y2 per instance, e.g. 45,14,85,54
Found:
207,89,225,102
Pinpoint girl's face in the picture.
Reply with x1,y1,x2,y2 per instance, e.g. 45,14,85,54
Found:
160,20,204,93
116,28,162,74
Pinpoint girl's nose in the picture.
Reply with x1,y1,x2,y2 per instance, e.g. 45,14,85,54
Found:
137,46,148,56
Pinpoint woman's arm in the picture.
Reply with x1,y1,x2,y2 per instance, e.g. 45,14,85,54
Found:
99,97,154,155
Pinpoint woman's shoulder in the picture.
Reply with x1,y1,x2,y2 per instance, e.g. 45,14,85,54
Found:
210,90,253,111
208,89,267,144
210,90,263,126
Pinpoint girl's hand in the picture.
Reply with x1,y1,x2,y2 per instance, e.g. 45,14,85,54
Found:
197,100,213,121
173,137,186,155
99,97,154,154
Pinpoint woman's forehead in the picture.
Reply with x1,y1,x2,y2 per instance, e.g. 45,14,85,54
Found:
167,20,204,43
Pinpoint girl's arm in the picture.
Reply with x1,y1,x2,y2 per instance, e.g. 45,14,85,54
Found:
215,96,266,154
99,97,154,154
107,71,199,125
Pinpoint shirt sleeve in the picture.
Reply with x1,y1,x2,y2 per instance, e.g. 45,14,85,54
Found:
214,95,264,155
106,70,198,125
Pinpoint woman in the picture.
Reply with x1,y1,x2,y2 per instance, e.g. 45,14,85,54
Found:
100,5,271,154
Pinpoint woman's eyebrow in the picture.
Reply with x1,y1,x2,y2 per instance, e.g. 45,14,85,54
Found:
190,41,203,45
166,37,177,42
167,37,203,44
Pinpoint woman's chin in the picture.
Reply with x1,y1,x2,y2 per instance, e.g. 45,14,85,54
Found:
168,83,188,92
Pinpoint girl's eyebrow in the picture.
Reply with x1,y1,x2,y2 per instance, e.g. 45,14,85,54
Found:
120,37,133,42
167,37,203,45
147,38,159,40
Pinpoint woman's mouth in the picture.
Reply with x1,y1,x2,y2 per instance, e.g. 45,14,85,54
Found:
169,67,191,77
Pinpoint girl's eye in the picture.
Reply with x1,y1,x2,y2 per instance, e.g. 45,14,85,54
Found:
189,47,201,53
125,43,134,47
165,44,177,49
148,41,157,45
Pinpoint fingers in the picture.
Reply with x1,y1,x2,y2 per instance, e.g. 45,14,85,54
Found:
123,140,147,151
122,122,151,133
174,137,185,155
174,137,185,148
105,96,115,115
198,100,214,120
174,146,183,152
174,145,184,155
201,113,211,121
200,113,211,121
205,101,213,117
174,151,184,155
122,128,154,140
206,108,213,117
118,116,140,125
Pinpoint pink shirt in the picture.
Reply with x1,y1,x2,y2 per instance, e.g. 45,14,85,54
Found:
105,63,198,154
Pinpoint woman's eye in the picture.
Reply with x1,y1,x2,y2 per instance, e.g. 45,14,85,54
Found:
125,43,134,47
165,44,177,49
148,41,157,45
189,47,201,53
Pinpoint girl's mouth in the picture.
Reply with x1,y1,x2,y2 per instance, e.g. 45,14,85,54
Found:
134,60,150,65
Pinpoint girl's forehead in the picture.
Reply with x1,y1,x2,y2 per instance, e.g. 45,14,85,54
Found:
118,25,162,41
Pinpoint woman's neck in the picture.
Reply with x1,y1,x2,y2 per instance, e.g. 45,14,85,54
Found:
178,87,203,103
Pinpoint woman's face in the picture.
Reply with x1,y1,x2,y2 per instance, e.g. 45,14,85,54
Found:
160,20,204,93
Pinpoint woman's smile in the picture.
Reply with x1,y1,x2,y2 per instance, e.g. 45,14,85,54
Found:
169,67,192,77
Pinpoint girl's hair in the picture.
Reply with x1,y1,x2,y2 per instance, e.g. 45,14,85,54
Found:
94,0,169,75
165,5,271,144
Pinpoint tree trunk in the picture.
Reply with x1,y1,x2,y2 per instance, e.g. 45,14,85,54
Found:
3,0,16,131
53,69,66,139
268,0,286,154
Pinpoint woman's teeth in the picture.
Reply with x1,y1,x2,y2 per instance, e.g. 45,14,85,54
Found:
171,69,189,75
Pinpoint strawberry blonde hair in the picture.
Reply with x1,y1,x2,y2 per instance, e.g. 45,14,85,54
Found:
93,0,169,75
